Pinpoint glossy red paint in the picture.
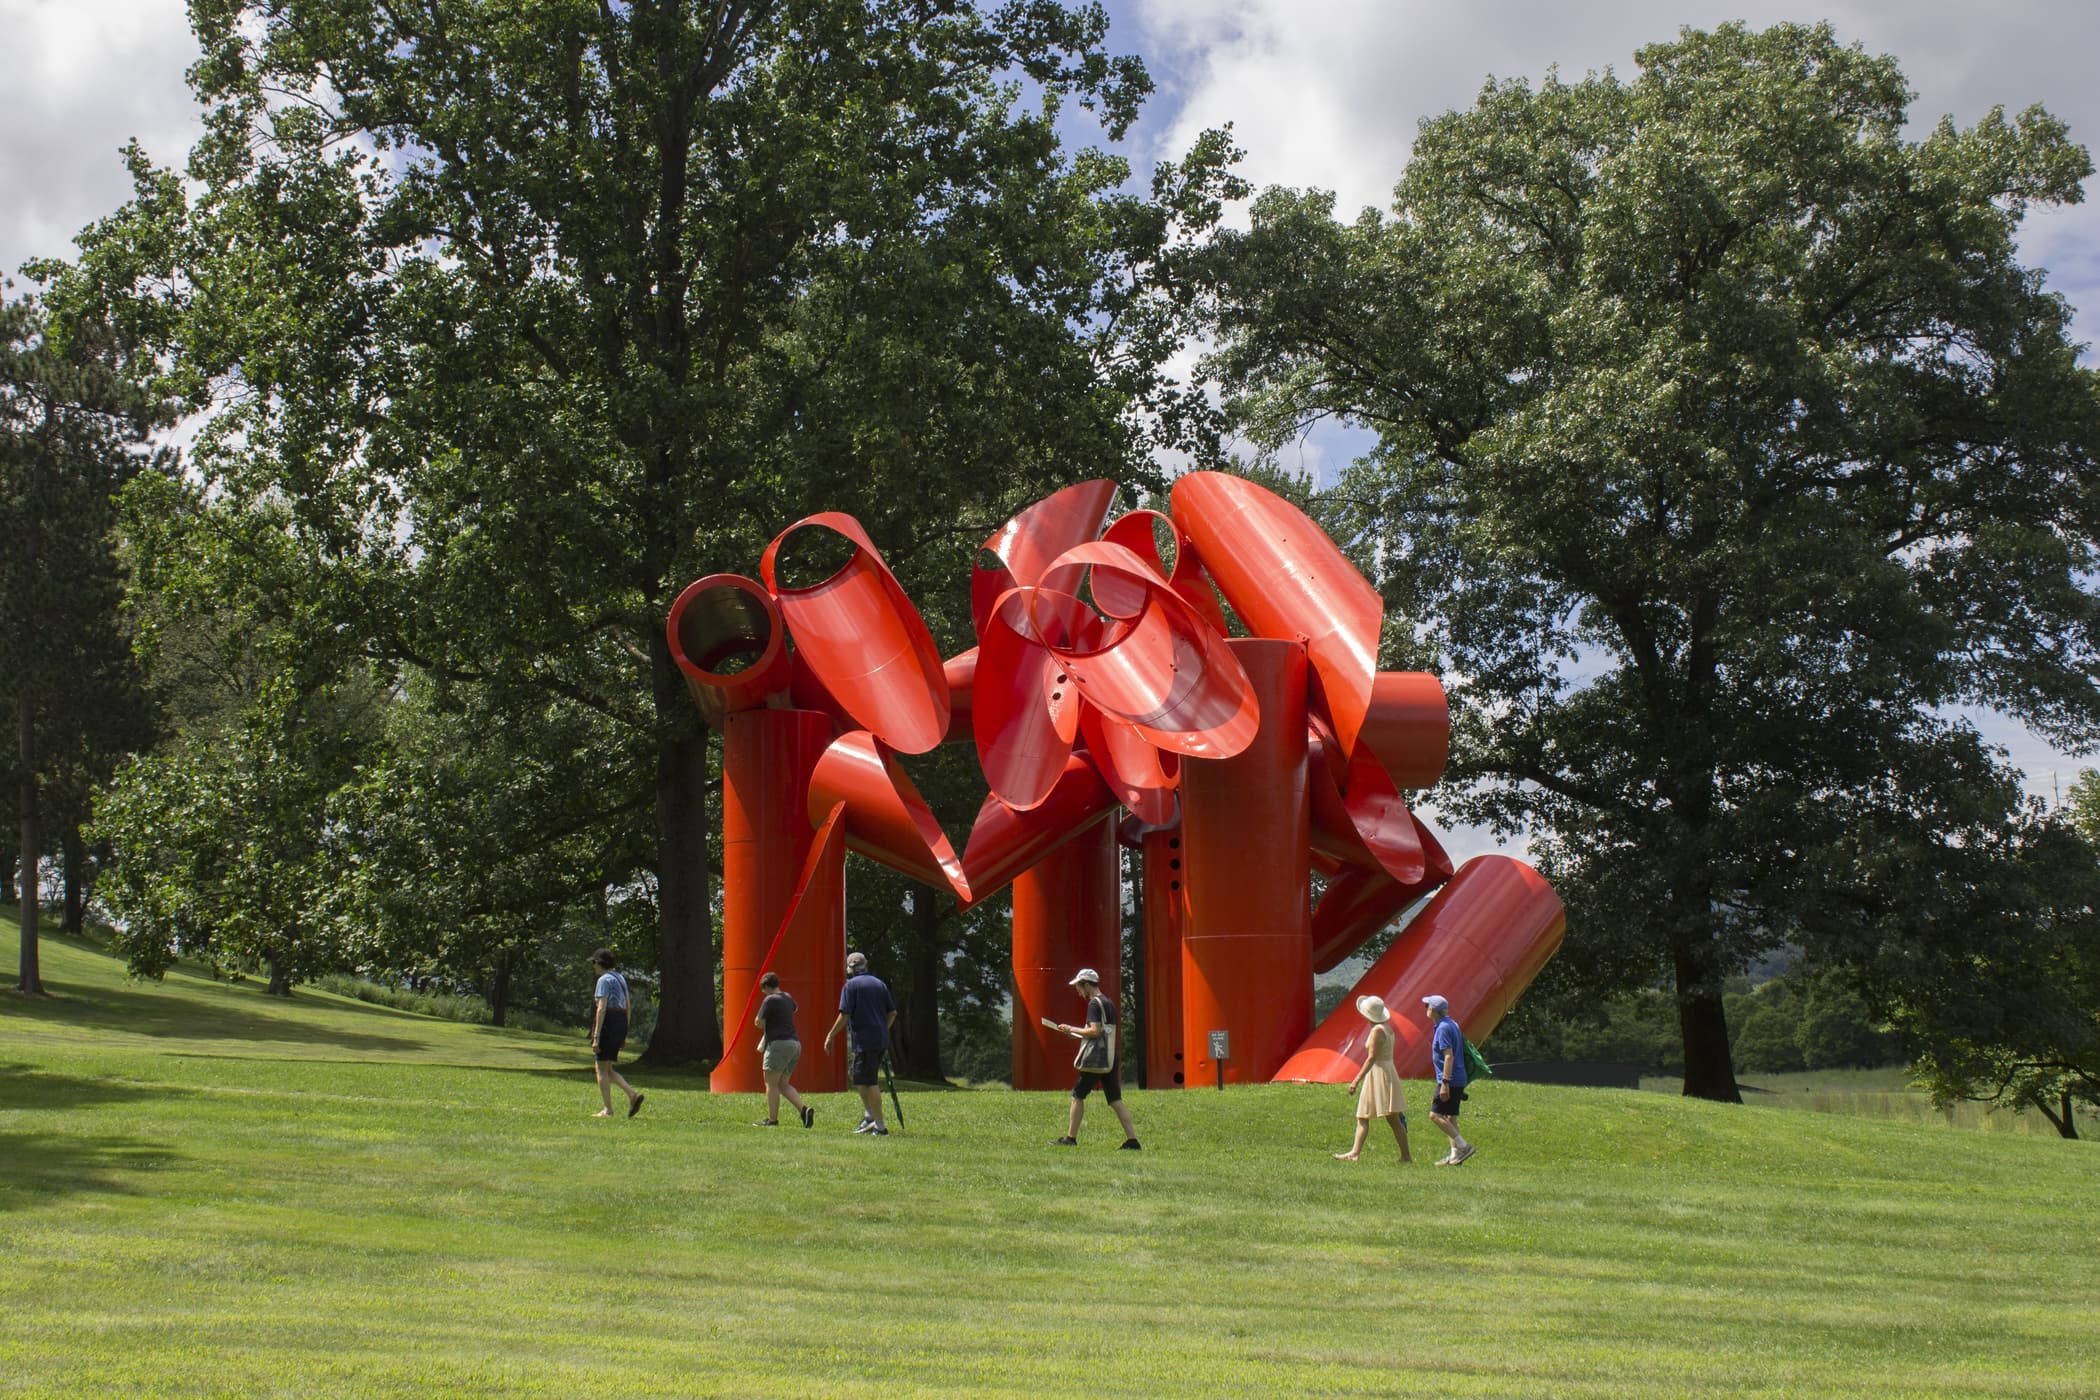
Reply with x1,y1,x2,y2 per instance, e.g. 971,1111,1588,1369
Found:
1274,855,1565,1083
1307,824,1454,973
971,478,1118,639
1140,824,1188,1088
1180,639,1314,1085
1010,818,1121,1091
957,756,1117,909
761,512,950,754
807,731,969,901
711,710,843,1094
1171,471,1384,760
1361,670,1451,790
665,573,793,724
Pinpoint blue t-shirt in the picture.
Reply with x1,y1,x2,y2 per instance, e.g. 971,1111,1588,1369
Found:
839,973,895,1052
595,971,630,1011
1431,1016,1466,1088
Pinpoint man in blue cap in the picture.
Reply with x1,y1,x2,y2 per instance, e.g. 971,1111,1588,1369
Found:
1422,994,1475,1165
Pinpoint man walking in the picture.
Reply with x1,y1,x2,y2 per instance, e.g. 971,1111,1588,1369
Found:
1045,968,1140,1150
823,950,896,1136
1422,994,1474,1165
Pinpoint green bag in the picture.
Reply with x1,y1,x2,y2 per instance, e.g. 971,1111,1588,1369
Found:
1461,1034,1493,1080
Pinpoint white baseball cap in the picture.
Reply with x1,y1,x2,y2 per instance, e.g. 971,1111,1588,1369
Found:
1068,968,1101,986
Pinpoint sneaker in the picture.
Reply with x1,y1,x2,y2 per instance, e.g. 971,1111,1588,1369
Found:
853,1120,877,1134
753,1119,778,1127
1452,1142,1476,1166
868,1126,889,1136
800,1105,815,1129
1051,1136,1078,1146
1118,1139,1142,1151
1434,1153,1457,1166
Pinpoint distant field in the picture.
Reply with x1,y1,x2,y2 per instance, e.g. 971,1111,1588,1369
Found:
4,910,2098,1398
1640,1067,2098,1138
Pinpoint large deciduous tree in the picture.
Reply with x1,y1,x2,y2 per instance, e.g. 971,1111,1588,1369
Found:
1203,22,2100,1099
0,296,162,994
48,1,1233,1060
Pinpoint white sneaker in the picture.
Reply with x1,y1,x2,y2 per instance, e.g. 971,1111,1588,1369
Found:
1452,1143,1476,1166
1435,1153,1457,1166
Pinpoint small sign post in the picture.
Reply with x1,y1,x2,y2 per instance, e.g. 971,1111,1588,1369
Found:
1208,1029,1229,1091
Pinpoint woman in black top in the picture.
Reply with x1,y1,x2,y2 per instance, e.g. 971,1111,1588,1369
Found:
753,971,813,1128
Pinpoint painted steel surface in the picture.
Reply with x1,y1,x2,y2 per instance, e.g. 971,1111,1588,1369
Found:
1180,639,1314,1085
711,709,842,1094
1010,818,1121,1091
665,573,792,724
1274,855,1566,1084
672,474,1564,1094
1171,471,1384,761
1140,825,1188,1088
761,512,950,754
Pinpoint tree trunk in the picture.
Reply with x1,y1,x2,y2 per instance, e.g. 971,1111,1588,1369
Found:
894,888,947,1081
2033,1090,2079,1140
61,824,86,933
17,693,43,995
1669,906,1739,1103
489,949,511,1028
640,633,719,1066
263,949,292,997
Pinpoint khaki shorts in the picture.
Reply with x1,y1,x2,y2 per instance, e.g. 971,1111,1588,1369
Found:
762,1039,802,1075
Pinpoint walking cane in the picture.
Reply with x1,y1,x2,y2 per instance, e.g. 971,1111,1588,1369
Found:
881,1051,906,1132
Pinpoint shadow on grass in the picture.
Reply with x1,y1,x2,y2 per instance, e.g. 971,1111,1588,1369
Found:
0,1063,197,1112
0,1126,181,1213
2,976,427,1054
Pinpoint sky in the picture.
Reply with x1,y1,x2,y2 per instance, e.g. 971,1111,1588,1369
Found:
3,0,2095,853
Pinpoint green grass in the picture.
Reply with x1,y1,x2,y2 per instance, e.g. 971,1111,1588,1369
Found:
4,911,2098,1398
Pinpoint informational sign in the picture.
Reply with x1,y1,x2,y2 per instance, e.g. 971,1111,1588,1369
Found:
1208,1030,1230,1060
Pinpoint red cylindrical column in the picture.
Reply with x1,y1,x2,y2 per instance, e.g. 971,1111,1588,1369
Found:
1010,817,1121,1090
711,708,846,1094
1180,638,1313,1085
1273,855,1565,1083
1140,825,1187,1088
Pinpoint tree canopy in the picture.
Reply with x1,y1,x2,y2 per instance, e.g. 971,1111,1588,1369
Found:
1202,21,2100,1099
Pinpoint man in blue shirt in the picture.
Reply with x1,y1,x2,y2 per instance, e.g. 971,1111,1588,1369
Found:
1423,994,1474,1165
823,950,896,1136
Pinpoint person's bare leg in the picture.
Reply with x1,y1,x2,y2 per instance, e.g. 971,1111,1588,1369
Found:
1387,1113,1413,1162
859,1083,885,1129
763,1071,782,1123
1067,1094,1085,1140
1334,1116,1371,1160
781,1079,807,1115
1430,1110,1461,1161
1111,1099,1137,1142
593,1062,615,1116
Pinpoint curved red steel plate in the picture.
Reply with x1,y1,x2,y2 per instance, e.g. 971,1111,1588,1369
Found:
1274,855,1564,1083
1080,704,1179,828
761,512,950,754
941,648,977,745
1171,471,1382,759
1101,508,1230,636
1309,823,1454,972
973,588,1100,810
1362,670,1450,789
713,799,847,1093
1032,541,1259,759
958,755,1118,909
971,479,1118,640
807,731,969,902
665,573,793,724
1307,719,1425,885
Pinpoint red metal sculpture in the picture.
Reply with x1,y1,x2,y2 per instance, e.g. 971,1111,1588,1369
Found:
670,472,1565,1093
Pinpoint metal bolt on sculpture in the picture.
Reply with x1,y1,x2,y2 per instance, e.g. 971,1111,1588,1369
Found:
669,472,1565,1094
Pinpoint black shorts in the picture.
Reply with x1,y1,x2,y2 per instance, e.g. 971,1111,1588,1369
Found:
1432,1085,1465,1117
1072,1065,1122,1103
850,1046,884,1086
596,1009,628,1063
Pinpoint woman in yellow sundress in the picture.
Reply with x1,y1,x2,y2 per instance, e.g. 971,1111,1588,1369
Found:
1335,995,1412,1163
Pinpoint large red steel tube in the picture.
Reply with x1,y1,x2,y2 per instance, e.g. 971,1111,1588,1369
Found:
1010,816,1121,1091
1361,671,1450,790
1179,638,1313,1086
1140,824,1187,1088
665,573,793,726
1273,855,1565,1084
807,731,969,900
711,708,845,1094
958,756,1117,909
1309,823,1454,973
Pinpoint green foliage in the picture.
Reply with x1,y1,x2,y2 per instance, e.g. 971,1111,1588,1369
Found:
1202,21,2100,1100
40,0,1240,1062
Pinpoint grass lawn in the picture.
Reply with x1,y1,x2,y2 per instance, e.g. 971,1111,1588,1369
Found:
4,911,2097,1398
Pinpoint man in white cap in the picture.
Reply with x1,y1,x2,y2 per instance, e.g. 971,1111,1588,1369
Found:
823,950,895,1136
1044,969,1140,1150
1422,994,1475,1165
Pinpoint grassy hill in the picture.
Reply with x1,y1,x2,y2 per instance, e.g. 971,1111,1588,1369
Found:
3,911,2096,1398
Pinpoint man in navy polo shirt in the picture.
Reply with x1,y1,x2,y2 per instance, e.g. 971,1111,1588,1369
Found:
1424,994,1475,1165
823,950,896,1136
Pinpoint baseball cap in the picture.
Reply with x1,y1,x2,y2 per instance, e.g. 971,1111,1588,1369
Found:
1421,994,1449,1011
846,951,867,971
1068,968,1101,986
